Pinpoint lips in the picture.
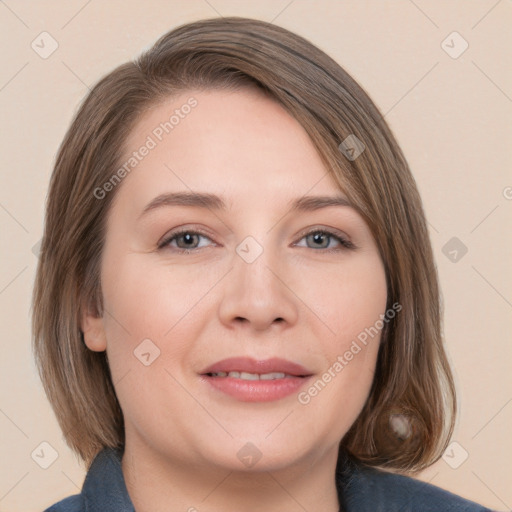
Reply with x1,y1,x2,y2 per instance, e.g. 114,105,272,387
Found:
200,357,312,377
200,357,313,402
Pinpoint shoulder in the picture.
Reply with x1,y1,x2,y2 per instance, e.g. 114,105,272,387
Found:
337,454,493,512
43,494,82,512
42,448,135,512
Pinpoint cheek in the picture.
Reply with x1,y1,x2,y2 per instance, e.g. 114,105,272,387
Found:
297,252,388,347
294,253,387,425
98,255,210,424
99,254,224,373
102,254,207,333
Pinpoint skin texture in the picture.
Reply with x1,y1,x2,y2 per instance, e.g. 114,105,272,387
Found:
81,88,388,512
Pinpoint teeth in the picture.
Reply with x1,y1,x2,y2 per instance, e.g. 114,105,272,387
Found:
239,371,259,380
210,371,289,380
259,372,286,380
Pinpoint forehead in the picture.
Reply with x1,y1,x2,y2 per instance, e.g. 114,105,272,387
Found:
117,88,343,203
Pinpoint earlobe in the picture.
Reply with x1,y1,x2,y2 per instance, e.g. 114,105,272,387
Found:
81,309,107,352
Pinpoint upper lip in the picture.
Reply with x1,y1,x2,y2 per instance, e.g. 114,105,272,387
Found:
200,357,312,377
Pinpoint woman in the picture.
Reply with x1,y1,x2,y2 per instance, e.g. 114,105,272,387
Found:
33,17,492,511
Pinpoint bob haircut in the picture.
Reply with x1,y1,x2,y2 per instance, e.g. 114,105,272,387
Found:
32,16,456,472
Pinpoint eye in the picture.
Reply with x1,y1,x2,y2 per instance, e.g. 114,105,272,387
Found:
158,229,214,252
295,229,355,251
158,227,356,254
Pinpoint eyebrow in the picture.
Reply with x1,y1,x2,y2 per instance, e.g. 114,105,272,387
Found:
139,192,226,218
138,192,353,219
290,195,353,211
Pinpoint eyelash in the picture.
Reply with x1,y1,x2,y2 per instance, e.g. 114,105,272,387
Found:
157,227,356,254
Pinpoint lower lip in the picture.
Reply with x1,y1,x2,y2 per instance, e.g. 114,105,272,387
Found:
202,375,311,402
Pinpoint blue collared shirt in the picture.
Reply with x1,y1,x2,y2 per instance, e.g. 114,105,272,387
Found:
43,448,492,511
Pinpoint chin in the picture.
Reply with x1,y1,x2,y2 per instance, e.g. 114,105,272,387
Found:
194,432,326,475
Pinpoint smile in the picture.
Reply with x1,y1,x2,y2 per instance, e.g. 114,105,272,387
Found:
200,357,313,402
207,371,297,380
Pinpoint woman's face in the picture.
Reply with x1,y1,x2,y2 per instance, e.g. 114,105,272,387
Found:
83,87,387,473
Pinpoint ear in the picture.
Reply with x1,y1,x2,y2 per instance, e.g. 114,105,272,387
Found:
81,304,107,352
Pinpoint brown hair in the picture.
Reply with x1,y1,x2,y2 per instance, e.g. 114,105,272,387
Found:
32,16,455,471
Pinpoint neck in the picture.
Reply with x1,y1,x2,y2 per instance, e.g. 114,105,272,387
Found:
122,436,341,512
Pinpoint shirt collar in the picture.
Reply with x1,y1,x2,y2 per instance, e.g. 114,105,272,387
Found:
82,448,135,512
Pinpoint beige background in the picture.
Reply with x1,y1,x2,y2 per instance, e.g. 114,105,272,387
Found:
1,1,511,510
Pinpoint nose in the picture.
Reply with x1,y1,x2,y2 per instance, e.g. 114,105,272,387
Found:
217,242,299,333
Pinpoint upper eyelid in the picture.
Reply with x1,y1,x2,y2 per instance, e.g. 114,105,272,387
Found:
295,225,350,241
